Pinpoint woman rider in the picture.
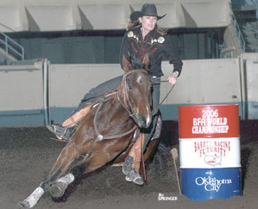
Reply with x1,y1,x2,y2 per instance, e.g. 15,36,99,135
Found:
47,3,183,185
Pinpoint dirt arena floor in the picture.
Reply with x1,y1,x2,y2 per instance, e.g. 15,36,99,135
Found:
1,120,258,209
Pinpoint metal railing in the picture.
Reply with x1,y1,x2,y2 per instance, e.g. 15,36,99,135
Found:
249,0,258,18
0,32,24,61
231,9,246,52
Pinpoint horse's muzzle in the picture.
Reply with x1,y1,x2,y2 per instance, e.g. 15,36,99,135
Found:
134,114,151,128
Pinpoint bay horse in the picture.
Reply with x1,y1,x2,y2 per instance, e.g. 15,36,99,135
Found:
18,56,161,208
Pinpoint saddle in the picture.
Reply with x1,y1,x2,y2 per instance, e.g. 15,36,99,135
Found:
62,91,117,127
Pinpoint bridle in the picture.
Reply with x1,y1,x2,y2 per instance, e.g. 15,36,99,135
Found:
118,69,175,119
117,69,150,126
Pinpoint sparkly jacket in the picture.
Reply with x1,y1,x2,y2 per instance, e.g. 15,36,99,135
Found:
120,26,183,77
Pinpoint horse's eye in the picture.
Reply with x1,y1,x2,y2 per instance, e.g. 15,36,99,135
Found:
128,84,133,90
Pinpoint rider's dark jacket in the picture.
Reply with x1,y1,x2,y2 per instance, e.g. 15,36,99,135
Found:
120,26,183,77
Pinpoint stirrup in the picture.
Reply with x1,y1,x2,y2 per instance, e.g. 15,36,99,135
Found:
46,124,76,142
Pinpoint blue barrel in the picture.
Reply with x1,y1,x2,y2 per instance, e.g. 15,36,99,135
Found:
178,105,242,201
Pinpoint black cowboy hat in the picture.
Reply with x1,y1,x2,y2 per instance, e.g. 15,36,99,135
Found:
130,4,166,22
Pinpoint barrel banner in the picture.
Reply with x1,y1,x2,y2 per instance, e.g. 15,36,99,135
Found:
179,137,241,168
178,105,239,138
181,168,242,201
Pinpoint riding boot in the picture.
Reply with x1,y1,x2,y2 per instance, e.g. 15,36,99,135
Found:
46,124,76,141
62,104,92,127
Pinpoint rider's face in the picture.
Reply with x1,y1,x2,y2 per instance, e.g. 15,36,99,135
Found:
139,16,157,32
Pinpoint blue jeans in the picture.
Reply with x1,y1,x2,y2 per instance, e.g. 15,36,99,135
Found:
75,75,123,111
75,75,161,152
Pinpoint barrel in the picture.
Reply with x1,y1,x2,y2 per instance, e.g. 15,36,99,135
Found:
178,104,242,201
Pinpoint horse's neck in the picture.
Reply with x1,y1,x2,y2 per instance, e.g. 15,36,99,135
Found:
97,87,127,115
107,86,133,120
95,94,135,131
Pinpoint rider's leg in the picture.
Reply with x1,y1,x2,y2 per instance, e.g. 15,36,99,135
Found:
142,77,161,151
75,75,123,112
47,76,123,140
62,104,92,127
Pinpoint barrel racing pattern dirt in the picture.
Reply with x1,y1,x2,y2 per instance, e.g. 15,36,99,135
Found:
178,104,242,201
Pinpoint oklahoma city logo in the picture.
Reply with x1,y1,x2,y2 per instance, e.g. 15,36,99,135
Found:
195,176,232,192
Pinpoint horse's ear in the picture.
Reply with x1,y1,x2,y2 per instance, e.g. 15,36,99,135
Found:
122,55,133,73
142,55,150,71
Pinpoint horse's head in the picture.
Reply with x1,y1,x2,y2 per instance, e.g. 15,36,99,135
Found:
119,56,152,128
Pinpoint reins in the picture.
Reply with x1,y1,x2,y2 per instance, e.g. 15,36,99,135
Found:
93,96,137,141
72,94,138,161
152,80,175,116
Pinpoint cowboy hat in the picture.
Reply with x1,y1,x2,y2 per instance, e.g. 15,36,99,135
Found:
130,4,166,22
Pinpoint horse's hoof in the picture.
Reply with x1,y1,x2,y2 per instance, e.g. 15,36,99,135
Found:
122,156,133,175
17,201,30,209
125,175,144,185
49,182,66,198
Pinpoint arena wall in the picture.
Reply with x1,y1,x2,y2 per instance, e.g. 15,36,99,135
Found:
0,54,257,127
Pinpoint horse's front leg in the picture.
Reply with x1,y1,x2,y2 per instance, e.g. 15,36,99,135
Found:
18,173,75,209
18,186,44,209
18,142,82,208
